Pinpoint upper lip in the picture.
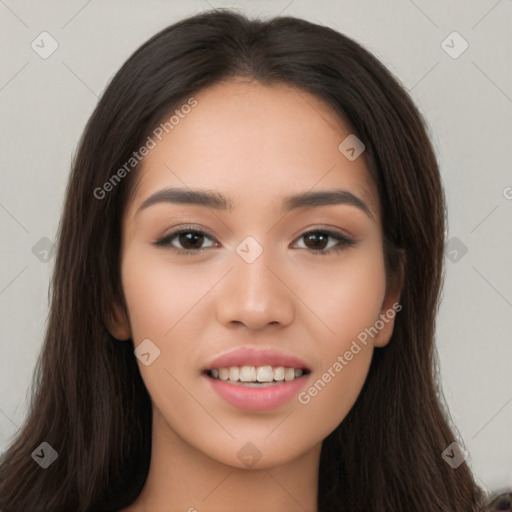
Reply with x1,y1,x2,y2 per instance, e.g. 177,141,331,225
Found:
204,347,310,371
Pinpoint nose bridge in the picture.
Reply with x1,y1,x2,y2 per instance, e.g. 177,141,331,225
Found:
234,237,283,306
237,245,276,296
216,235,295,329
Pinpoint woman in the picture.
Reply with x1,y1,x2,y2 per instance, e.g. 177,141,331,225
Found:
0,9,492,511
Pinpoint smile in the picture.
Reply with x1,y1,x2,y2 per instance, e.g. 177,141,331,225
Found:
205,365,308,385
202,347,312,410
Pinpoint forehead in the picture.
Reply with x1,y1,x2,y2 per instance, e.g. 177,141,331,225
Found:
127,79,379,219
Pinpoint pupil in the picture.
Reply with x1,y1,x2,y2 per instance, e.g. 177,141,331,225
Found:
306,232,327,249
180,232,203,249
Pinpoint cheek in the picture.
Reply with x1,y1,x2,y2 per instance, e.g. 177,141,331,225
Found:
297,246,387,342
120,246,210,340
295,344,373,441
290,247,386,431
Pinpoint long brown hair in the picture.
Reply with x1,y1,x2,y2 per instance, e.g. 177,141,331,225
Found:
0,10,487,511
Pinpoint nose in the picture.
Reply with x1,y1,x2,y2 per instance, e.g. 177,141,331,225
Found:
215,248,295,331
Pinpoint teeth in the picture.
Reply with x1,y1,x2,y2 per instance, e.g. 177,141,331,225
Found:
229,366,239,381
256,365,273,383
284,368,295,381
273,366,285,381
209,365,306,384
239,366,256,382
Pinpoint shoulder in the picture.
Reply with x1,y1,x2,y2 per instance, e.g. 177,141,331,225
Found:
481,490,512,511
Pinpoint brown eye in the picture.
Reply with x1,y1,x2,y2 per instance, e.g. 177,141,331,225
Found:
153,228,217,252
302,232,329,250
294,229,356,255
178,232,205,250
154,227,355,256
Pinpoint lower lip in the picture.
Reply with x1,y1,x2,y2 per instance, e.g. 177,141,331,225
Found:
205,375,309,411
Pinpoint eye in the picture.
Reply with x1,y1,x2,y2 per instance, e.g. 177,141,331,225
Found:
153,227,217,254
293,229,356,255
153,226,356,256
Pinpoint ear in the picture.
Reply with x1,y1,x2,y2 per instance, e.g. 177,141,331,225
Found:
106,302,132,341
373,280,403,349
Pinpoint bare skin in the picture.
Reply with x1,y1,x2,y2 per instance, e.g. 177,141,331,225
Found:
111,78,401,512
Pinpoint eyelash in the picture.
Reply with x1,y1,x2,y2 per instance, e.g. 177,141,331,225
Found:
153,225,356,256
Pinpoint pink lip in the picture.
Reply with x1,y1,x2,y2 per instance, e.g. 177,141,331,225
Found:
205,374,310,411
202,347,311,411
204,348,310,371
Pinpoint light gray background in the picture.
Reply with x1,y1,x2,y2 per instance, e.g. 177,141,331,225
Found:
1,0,511,497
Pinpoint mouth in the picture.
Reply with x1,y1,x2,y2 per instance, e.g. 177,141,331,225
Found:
203,365,310,386
202,348,312,411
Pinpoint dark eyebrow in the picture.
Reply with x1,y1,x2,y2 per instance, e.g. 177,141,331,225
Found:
137,187,375,221
137,187,232,214
282,189,375,221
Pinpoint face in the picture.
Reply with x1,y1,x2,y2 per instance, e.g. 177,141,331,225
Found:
109,79,400,470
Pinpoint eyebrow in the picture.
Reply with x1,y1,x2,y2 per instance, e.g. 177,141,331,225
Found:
137,187,375,221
